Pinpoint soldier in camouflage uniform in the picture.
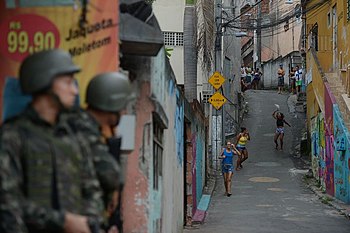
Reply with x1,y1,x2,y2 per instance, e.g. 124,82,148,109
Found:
67,72,132,233
0,49,104,233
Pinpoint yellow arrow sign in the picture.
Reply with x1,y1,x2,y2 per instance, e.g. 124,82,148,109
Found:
209,71,226,90
209,92,227,110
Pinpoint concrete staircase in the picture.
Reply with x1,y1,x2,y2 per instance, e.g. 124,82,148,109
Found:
326,72,350,131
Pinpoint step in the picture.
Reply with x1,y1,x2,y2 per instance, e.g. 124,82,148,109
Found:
328,83,346,89
325,72,337,78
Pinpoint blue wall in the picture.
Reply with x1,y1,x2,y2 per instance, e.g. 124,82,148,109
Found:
333,105,350,204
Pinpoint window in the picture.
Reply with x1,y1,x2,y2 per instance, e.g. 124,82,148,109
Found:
348,0,350,20
153,115,164,190
327,12,331,27
311,24,319,51
163,32,184,46
202,92,211,104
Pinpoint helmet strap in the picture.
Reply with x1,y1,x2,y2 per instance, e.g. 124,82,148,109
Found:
47,89,66,111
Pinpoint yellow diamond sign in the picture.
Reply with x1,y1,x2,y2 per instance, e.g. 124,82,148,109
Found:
209,92,227,110
209,71,226,90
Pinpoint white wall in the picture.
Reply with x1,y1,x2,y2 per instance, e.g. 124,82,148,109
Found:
263,0,302,61
153,0,185,32
151,49,185,233
170,47,184,85
223,0,242,127
153,0,185,85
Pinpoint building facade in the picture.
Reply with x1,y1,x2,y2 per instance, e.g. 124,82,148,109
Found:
304,0,350,204
240,0,303,88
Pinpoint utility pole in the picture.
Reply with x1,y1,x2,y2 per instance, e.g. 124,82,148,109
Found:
256,0,262,71
214,0,222,173
215,0,222,72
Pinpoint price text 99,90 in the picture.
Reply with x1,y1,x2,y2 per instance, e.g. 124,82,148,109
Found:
0,14,60,61
7,31,55,54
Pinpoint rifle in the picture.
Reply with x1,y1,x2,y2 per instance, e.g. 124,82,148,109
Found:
106,137,123,233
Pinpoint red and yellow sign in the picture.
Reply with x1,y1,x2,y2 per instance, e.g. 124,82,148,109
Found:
0,14,60,61
0,0,119,120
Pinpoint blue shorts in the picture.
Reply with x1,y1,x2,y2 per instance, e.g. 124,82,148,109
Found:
276,127,284,134
236,144,246,151
222,164,234,173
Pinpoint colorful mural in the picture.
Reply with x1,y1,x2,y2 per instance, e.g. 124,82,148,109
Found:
325,133,335,196
319,115,326,189
175,88,184,166
324,84,336,196
195,127,204,210
311,113,328,191
333,106,350,204
311,116,320,182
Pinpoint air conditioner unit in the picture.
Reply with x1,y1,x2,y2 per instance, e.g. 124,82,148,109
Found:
285,0,293,4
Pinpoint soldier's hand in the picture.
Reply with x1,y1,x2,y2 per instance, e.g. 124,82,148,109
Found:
64,212,91,233
101,125,115,139
107,191,120,216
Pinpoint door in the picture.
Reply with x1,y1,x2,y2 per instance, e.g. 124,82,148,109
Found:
332,5,337,70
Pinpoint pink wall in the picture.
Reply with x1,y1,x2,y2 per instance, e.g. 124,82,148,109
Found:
123,82,154,233
324,83,335,196
324,83,336,131
191,134,197,216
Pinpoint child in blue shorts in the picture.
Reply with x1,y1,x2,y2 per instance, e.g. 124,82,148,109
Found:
219,142,241,196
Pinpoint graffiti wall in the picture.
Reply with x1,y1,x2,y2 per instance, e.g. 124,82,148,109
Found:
311,116,320,182
324,83,336,196
319,115,326,189
333,105,350,204
184,99,207,224
325,133,335,196
150,50,185,232
311,112,328,191
161,81,185,232
191,102,206,214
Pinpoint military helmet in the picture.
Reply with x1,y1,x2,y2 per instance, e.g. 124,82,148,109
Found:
19,49,80,94
86,72,132,112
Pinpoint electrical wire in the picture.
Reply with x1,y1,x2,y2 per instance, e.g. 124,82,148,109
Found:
223,0,294,26
222,0,264,27
223,0,328,31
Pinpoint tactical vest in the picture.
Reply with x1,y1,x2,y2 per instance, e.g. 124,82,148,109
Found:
1,107,104,232
15,118,85,213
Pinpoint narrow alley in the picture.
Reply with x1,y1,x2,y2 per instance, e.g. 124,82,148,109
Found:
185,90,350,233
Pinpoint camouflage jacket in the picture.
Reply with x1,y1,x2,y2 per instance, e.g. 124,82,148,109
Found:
0,106,104,233
65,110,121,208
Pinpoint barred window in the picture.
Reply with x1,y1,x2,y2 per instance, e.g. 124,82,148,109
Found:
163,32,184,46
202,93,211,104
348,0,350,20
153,115,164,190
